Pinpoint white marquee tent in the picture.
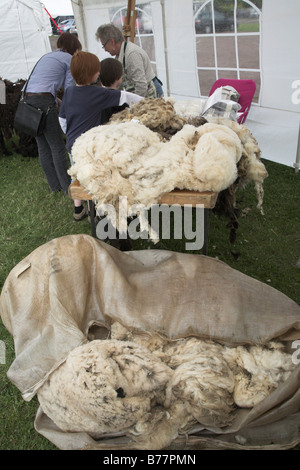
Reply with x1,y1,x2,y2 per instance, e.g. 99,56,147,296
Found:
1,0,300,170
0,0,51,81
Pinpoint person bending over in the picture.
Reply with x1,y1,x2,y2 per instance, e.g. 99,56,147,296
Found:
23,33,82,196
96,23,163,98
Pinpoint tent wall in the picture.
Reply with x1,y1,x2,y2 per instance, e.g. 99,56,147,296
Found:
163,0,199,98
247,107,300,168
246,0,300,168
71,0,300,168
0,0,51,82
260,0,300,114
71,0,199,98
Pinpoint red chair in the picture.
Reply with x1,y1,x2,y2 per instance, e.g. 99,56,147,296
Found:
208,78,256,124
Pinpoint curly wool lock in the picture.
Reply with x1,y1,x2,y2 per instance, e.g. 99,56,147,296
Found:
109,97,188,138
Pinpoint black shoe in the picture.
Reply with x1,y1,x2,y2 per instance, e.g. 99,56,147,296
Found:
73,206,88,221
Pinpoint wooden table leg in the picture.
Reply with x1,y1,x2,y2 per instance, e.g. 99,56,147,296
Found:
202,208,209,255
88,200,97,238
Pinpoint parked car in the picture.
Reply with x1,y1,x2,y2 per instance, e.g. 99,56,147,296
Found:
69,24,78,35
51,16,74,35
57,19,76,33
195,9,234,33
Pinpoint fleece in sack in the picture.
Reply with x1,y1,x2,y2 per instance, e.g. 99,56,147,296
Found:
1,234,300,450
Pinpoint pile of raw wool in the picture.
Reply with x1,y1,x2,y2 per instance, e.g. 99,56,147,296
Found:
69,98,267,239
108,97,207,140
109,98,267,213
205,115,267,214
69,118,243,238
37,321,296,450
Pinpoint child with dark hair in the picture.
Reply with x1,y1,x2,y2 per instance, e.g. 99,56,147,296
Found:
99,57,129,124
59,50,143,220
99,57,123,88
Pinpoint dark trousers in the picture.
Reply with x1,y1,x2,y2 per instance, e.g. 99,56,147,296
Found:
26,94,71,193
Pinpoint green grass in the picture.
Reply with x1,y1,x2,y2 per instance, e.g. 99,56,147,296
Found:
0,151,299,450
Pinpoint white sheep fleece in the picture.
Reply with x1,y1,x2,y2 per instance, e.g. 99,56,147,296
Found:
69,121,243,229
37,323,297,450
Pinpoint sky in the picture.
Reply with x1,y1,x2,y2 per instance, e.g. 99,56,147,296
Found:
41,0,74,16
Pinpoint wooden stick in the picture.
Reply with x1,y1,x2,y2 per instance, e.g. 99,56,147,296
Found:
123,0,136,42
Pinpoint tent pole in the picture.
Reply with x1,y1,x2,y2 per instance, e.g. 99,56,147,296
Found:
123,0,136,42
294,121,300,173
161,0,170,96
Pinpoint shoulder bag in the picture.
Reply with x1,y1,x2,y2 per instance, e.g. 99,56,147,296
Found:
14,57,49,137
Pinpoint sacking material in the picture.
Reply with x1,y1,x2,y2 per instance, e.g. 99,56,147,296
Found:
1,235,300,450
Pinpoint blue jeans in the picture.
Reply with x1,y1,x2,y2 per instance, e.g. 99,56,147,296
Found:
26,94,71,193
